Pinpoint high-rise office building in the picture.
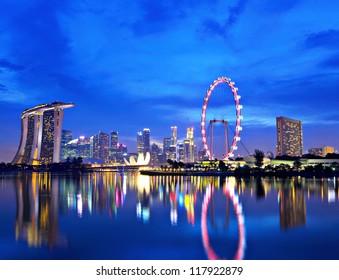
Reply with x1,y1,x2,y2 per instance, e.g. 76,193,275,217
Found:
187,127,194,140
169,145,177,161
171,126,177,146
163,137,172,162
137,131,144,154
92,131,109,161
177,141,184,162
12,101,75,165
98,131,109,161
276,116,303,157
60,129,72,161
77,136,91,158
143,128,150,154
184,127,195,162
151,143,160,166
117,143,127,163
110,131,119,161
137,128,150,155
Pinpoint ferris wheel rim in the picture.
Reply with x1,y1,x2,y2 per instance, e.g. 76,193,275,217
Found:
200,76,242,160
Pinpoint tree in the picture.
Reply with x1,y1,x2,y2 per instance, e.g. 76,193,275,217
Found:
254,149,264,168
293,159,302,172
219,160,228,172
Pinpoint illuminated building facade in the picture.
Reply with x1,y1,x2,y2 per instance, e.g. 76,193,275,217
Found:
276,116,303,157
137,131,144,153
308,148,322,157
142,128,150,155
177,142,184,162
60,129,72,161
163,137,172,162
151,143,160,166
322,146,334,157
184,127,195,163
137,128,151,156
110,131,119,161
92,131,109,162
171,126,177,146
169,145,177,161
12,101,74,165
77,136,91,158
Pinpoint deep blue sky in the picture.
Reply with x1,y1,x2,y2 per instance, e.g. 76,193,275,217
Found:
1,0,339,162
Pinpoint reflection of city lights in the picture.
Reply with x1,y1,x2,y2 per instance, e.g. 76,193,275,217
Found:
77,194,83,218
170,208,177,225
159,185,163,201
136,203,142,219
328,189,335,203
88,192,92,214
178,193,184,207
142,207,150,223
136,202,150,223
137,175,150,194
123,173,127,195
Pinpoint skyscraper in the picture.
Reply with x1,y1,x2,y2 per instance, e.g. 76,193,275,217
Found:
142,128,150,154
137,129,150,155
98,131,109,161
110,131,119,161
91,131,109,161
12,101,74,165
77,136,91,158
60,129,72,161
171,126,177,146
276,116,303,157
151,143,160,166
137,131,144,154
163,137,172,162
184,127,195,162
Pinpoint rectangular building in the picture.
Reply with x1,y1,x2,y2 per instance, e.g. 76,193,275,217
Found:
276,116,303,157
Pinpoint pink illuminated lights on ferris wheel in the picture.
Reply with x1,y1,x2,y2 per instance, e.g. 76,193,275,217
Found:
201,77,243,160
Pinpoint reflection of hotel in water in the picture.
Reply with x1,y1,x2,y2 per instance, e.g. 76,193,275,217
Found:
279,187,306,230
15,173,61,248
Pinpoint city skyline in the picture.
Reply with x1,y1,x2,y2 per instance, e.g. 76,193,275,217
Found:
1,0,339,162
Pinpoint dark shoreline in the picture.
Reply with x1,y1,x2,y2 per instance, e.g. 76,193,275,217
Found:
0,169,338,179
140,169,339,178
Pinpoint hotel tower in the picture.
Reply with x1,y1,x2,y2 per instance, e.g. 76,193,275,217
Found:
276,116,303,157
12,101,75,165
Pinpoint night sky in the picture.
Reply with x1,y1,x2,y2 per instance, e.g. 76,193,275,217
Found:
0,0,339,162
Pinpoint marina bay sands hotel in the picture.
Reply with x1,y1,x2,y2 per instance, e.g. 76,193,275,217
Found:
12,101,74,165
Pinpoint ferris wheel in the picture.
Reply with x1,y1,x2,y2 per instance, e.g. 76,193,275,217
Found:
201,77,243,160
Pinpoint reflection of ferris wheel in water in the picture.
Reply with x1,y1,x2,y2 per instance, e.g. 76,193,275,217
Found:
201,77,243,160
201,183,246,260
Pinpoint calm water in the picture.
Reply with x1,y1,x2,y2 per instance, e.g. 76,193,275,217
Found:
0,172,338,260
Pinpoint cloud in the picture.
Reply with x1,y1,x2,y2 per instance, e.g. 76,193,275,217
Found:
199,0,248,38
0,59,24,71
320,53,339,68
0,83,7,91
304,30,339,50
130,0,187,36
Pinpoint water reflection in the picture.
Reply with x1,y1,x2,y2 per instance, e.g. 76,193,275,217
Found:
201,179,246,260
14,173,64,248
9,172,339,259
279,185,306,230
